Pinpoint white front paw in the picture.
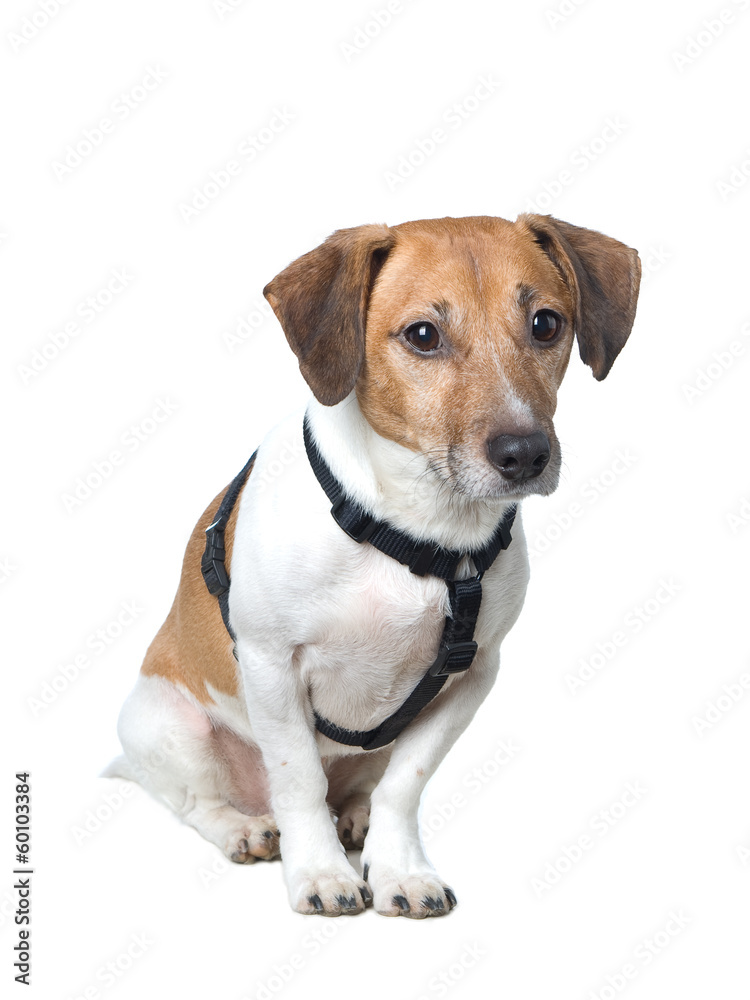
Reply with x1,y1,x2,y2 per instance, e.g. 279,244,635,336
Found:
287,863,372,916
363,863,457,918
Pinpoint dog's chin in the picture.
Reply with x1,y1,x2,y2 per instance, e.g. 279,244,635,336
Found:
496,470,560,501
477,470,560,502
444,454,562,504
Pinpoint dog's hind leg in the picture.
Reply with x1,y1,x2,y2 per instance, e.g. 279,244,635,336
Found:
325,749,392,850
107,472,281,863
111,673,279,863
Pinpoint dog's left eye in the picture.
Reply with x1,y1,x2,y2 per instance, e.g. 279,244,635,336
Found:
404,322,441,353
532,310,562,343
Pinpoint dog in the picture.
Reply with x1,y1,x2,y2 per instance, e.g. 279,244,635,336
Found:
107,214,640,917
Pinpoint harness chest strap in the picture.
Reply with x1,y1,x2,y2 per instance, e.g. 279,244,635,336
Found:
201,419,516,750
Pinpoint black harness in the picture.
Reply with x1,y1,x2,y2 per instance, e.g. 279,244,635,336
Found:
201,417,516,751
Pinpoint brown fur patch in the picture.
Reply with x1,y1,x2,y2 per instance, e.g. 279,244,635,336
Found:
140,463,253,703
263,225,394,406
517,214,641,380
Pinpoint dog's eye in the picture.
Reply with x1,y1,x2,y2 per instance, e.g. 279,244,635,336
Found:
404,322,441,353
532,310,562,343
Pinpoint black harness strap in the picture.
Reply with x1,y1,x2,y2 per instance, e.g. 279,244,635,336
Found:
201,420,516,751
303,416,516,751
201,451,257,646
313,575,484,750
303,418,514,579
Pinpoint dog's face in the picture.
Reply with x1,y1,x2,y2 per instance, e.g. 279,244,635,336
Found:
264,215,640,502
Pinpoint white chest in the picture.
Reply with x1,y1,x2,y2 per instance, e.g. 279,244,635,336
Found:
227,412,530,744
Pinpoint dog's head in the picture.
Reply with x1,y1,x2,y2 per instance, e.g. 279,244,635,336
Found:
264,215,640,502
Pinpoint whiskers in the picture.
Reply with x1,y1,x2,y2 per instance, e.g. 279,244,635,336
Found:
404,447,494,523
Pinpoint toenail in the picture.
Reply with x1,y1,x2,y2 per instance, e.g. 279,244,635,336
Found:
359,885,372,904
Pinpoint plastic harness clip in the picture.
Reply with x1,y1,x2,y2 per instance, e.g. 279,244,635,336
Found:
428,640,479,677
201,520,230,596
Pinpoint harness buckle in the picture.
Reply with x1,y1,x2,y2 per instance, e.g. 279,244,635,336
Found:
428,640,478,677
201,520,230,596
330,495,378,543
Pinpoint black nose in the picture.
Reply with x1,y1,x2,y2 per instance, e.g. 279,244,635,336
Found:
488,431,551,481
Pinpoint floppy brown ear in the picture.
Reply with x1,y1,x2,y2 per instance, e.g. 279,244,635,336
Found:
518,214,641,380
263,224,394,405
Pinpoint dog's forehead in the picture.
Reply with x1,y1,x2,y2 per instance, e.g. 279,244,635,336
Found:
376,216,566,314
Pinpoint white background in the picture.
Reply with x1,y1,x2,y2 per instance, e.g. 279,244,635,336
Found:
2,0,749,997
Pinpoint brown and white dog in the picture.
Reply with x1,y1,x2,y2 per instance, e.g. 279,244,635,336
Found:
107,214,640,917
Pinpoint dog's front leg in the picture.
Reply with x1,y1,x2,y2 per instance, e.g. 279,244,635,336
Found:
362,648,501,918
236,641,371,916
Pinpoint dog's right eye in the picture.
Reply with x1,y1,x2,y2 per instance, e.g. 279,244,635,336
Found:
404,322,441,353
531,309,562,343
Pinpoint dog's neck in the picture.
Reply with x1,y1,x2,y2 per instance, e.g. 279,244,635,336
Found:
306,393,515,552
